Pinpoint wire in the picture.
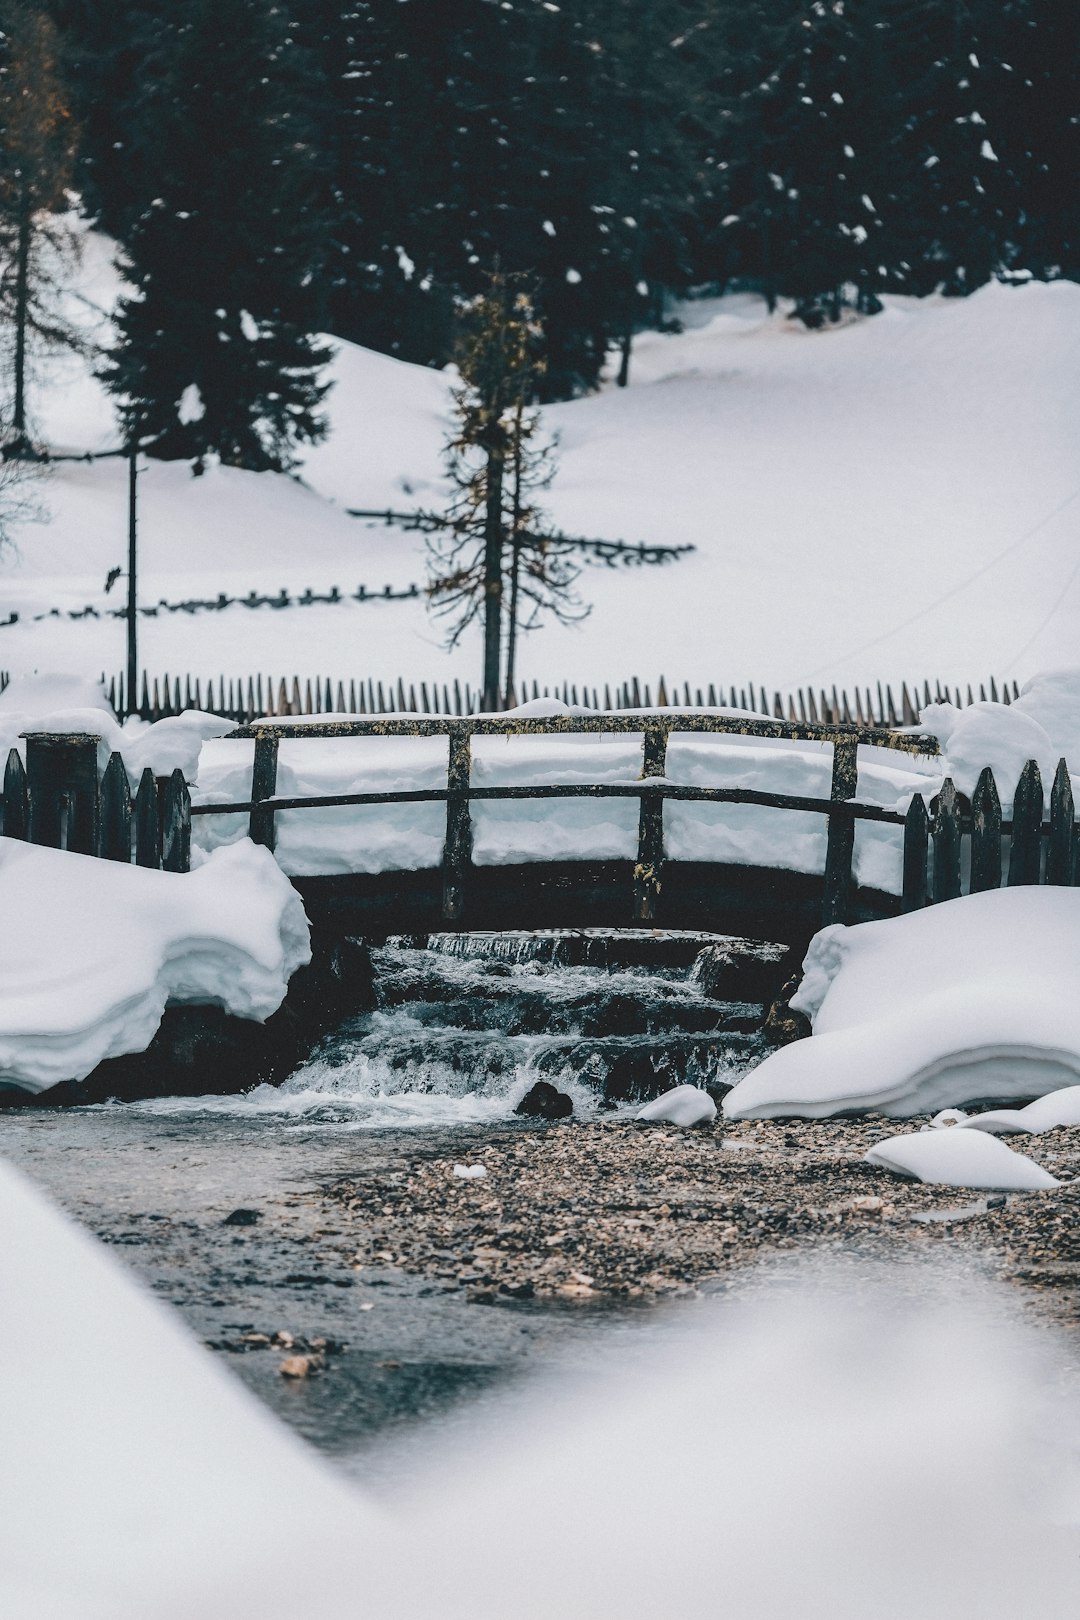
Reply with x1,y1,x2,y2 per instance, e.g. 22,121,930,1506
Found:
1003,549,1080,674
793,482,1080,683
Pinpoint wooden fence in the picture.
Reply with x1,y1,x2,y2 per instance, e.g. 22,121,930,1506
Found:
2,717,1073,936
85,668,1023,727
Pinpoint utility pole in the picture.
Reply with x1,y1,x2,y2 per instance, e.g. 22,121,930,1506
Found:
126,446,138,716
12,184,31,447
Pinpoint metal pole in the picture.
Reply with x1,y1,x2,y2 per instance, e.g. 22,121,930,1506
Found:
127,447,138,716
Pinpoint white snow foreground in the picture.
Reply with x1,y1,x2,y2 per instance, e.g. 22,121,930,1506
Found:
724,887,1080,1120
956,1085,1080,1136
7,1160,1080,1620
0,1158,390,1620
864,1130,1059,1191
0,838,309,1093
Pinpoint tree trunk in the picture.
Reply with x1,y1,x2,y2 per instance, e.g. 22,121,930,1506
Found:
13,184,31,446
482,447,504,710
616,328,632,388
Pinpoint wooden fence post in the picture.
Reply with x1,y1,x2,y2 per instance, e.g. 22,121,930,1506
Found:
442,722,472,923
99,752,132,862
932,778,962,902
821,735,858,925
1008,759,1043,885
24,733,100,853
249,733,280,851
634,721,668,922
1047,758,1074,886
3,748,27,840
902,793,929,912
162,769,192,872
970,767,1001,892
134,766,160,867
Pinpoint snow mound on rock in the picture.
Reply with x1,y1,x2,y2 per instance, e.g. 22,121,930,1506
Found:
959,1084,1080,1136
636,1084,717,1126
0,837,310,1093
864,1130,1059,1191
724,888,1080,1120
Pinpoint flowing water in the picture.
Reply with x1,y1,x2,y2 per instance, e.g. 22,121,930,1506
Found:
125,929,770,1128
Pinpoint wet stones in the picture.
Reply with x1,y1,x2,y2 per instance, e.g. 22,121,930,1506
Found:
515,1081,573,1121
689,939,793,1004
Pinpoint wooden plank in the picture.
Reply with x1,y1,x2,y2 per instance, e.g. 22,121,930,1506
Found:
3,748,27,841
633,721,668,922
249,733,280,851
134,766,160,867
932,777,962,902
441,722,472,922
821,735,858,925
232,711,941,755
902,793,929,912
1047,757,1074,886
161,769,192,872
1008,758,1043,885
99,752,132,862
24,733,100,853
970,766,1002,892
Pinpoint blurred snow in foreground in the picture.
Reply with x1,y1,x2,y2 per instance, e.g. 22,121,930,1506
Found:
3,1154,1079,1619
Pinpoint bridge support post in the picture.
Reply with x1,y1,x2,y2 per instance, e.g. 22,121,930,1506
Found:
442,722,472,923
249,733,280,851
634,722,668,922
821,736,858,926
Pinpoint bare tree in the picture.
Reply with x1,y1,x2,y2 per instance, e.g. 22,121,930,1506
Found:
427,271,585,708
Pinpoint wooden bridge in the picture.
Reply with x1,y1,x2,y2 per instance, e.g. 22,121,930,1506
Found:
3,711,1075,951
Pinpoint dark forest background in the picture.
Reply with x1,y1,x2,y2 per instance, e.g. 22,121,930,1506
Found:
2,0,1078,468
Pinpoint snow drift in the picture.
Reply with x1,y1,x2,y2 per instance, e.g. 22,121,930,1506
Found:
864,1129,1059,1191
724,887,1080,1120
0,837,309,1094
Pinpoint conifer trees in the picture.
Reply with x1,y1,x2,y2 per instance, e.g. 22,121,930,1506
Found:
102,0,331,471
0,2,79,452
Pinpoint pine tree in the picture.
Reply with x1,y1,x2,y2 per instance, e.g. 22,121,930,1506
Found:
0,2,80,452
427,272,580,707
103,0,331,471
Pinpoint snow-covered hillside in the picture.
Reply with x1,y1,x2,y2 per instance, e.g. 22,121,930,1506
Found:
3,226,1078,695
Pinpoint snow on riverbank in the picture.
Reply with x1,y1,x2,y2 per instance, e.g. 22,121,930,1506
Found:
3,220,1078,690
0,838,309,1094
724,887,1080,1120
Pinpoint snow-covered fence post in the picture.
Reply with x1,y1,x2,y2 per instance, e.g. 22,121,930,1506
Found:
442,722,472,923
970,767,1002,893
99,753,132,862
161,770,191,873
932,778,962,902
249,734,280,851
134,767,160,867
1047,758,1075,886
821,736,858,925
2,748,27,840
634,721,668,922
901,793,929,912
23,734,100,854
1008,760,1043,886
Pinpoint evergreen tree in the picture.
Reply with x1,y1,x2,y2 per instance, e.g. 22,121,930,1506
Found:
427,271,580,707
103,0,331,471
0,2,80,451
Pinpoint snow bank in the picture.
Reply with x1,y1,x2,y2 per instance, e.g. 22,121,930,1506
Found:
0,838,309,1093
724,888,1080,1120
864,1130,1059,1191
0,673,232,786
958,1085,1080,1136
0,1157,386,1620
636,1084,717,1126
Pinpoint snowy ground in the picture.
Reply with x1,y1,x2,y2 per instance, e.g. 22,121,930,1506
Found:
3,224,1078,696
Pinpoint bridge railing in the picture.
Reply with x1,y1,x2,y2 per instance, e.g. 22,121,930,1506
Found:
216,712,941,928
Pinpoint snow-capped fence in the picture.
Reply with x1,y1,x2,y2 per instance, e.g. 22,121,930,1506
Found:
4,720,1074,940
91,669,1023,728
